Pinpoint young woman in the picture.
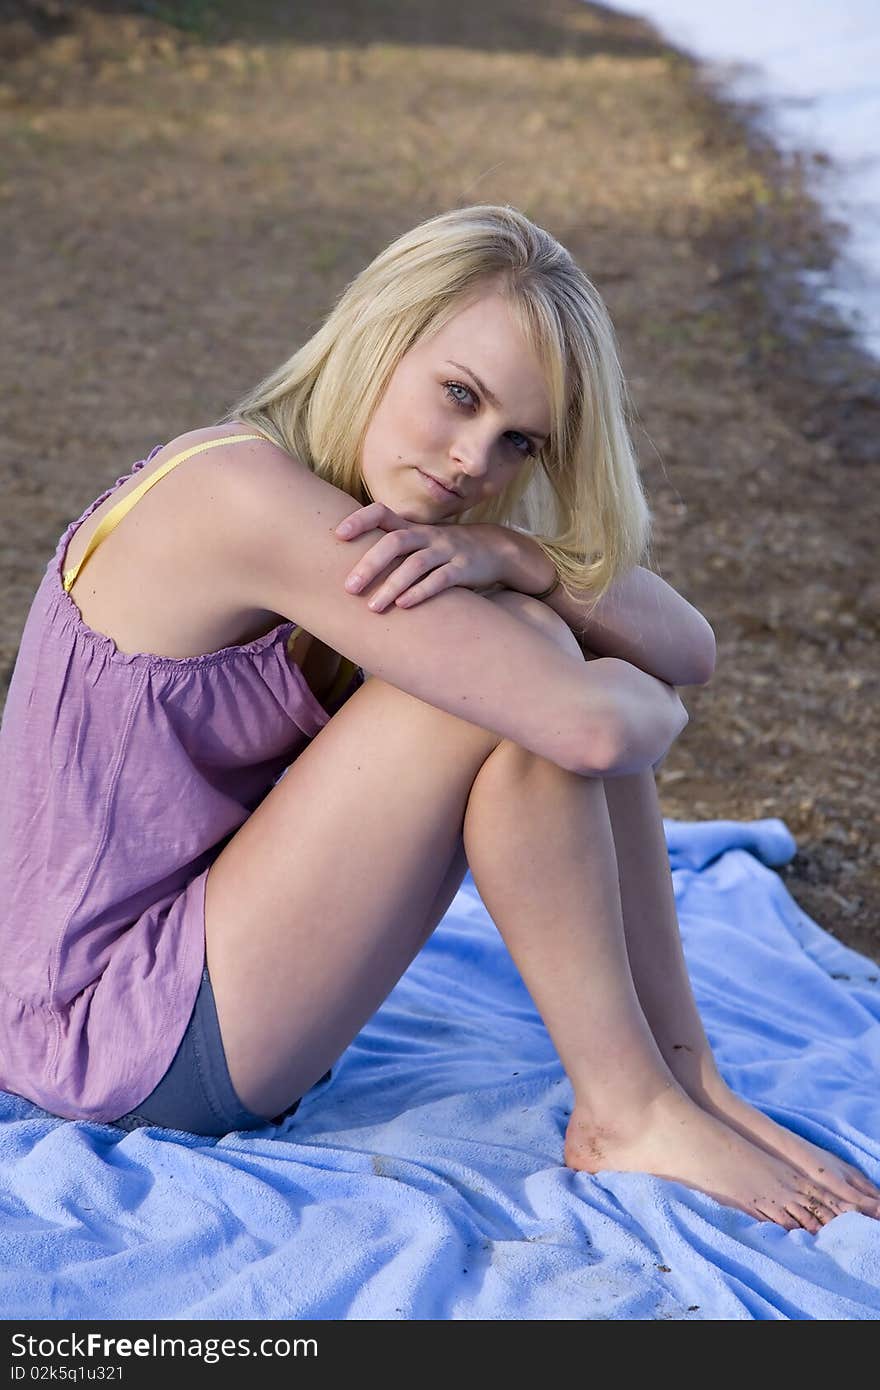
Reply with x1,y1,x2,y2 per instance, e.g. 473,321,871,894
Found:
1,204,876,1234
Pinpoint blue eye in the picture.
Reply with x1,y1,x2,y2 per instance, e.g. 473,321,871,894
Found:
506,431,536,458
443,382,537,458
444,382,474,408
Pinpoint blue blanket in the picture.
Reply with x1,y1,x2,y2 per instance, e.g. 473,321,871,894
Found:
2,817,879,1320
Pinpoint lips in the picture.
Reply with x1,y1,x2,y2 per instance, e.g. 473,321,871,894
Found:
419,469,461,497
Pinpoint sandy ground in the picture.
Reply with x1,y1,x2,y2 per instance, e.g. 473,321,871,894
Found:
1,1,878,959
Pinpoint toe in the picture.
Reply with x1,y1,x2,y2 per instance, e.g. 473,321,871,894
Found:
841,1184,880,1217
786,1202,823,1234
811,1165,879,1211
797,1183,853,1224
820,1192,858,1219
756,1200,798,1230
816,1156,880,1200
845,1167,880,1200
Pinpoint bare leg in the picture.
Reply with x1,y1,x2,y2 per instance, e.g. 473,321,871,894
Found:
603,768,880,1206
462,744,880,1230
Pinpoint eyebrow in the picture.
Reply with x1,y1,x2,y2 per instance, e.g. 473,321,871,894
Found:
444,360,550,442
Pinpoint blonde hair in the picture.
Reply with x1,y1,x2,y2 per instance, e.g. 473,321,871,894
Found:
219,203,652,610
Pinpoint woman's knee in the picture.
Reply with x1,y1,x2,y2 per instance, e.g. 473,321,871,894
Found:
485,587,585,661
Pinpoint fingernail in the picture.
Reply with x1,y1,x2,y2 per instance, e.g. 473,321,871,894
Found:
345,576,363,592
337,523,352,535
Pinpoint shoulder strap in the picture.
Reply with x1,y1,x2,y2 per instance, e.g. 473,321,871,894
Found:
62,433,268,594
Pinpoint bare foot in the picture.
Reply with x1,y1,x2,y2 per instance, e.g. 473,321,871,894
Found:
564,1085,867,1232
693,1075,880,1219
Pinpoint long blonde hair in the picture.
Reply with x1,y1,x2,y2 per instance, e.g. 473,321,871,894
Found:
219,203,652,610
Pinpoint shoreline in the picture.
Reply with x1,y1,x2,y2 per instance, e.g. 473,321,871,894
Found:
638,24,880,956
684,49,880,466
1,0,877,957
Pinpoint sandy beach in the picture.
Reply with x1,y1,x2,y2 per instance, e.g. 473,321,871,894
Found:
1,0,877,959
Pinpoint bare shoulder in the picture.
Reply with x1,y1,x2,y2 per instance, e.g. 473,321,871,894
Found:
125,420,297,584
149,421,297,577
156,420,291,480
202,427,325,571
60,421,303,663
215,435,358,618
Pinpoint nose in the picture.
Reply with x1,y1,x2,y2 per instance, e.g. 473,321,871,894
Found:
449,423,494,478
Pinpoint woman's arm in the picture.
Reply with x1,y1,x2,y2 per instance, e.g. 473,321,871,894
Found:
217,440,687,779
496,526,716,688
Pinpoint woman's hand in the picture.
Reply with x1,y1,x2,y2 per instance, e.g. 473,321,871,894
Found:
334,504,506,612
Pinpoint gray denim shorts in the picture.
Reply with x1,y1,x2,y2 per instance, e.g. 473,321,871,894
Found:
108,964,331,1137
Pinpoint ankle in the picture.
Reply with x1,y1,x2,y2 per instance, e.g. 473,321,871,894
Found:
662,1043,725,1103
569,1072,682,1133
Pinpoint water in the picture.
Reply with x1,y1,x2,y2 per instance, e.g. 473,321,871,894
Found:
602,0,880,361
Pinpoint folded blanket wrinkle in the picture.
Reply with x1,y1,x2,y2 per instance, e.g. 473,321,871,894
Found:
0,816,877,1320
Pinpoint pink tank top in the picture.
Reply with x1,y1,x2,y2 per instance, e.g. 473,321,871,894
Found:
0,435,363,1122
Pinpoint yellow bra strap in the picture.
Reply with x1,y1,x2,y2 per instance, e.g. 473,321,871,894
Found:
62,434,268,594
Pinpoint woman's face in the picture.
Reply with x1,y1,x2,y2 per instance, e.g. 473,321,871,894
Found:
359,287,553,521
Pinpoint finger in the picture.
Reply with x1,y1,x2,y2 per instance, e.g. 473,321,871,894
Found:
393,564,467,608
335,503,389,538
336,502,415,539
387,559,472,610
344,532,425,593
367,556,450,612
